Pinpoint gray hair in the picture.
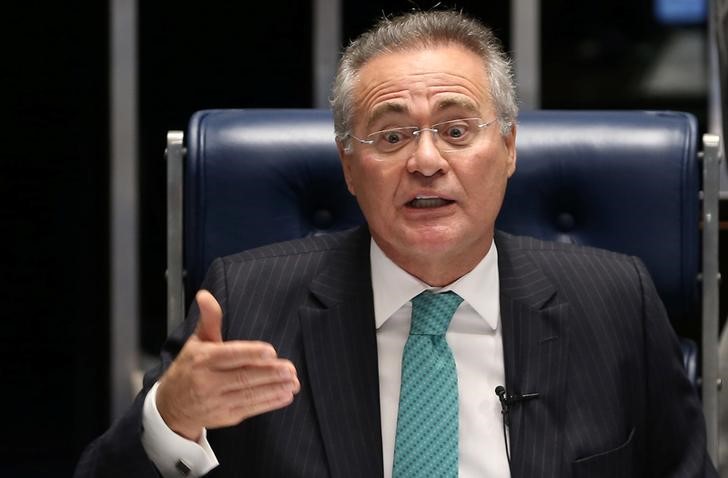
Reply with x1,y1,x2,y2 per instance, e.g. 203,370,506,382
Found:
330,10,518,144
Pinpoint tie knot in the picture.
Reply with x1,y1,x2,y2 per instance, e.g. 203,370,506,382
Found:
410,291,463,336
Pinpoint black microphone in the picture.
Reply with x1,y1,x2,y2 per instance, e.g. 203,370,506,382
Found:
495,385,512,465
505,391,541,405
495,385,510,421
494,385,540,465
495,385,540,409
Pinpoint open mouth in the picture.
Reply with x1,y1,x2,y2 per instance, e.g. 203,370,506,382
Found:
407,196,455,209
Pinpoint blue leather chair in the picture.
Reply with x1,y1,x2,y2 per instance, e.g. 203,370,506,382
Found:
167,109,705,385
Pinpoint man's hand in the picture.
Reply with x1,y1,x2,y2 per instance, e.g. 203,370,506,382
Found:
156,290,300,441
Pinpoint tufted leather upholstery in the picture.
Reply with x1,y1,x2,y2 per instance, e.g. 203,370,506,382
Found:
184,109,699,329
181,108,702,385
498,110,699,326
184,109,364,299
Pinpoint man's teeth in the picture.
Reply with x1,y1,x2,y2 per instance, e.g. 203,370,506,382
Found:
409,197,451,208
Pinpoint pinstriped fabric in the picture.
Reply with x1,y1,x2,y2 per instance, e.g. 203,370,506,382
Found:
74,228,716,478
496,231,715,478
72,226,379,478
202,226,381,478
502,235,638,478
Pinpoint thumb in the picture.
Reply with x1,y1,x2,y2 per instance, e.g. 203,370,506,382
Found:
194,289,223,343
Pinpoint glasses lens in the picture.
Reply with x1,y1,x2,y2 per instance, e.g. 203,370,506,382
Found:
367,127,418,153
360,118,491,158
433,118,484,151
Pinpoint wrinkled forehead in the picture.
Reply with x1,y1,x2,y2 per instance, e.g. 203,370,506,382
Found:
351,44,493,125
365,95,482,128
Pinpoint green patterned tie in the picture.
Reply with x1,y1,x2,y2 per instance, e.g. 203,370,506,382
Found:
393,290,463,478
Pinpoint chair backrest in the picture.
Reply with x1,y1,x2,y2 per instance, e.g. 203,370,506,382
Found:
181,109,700,328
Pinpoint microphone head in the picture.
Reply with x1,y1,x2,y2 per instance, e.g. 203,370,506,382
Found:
495,385,506,397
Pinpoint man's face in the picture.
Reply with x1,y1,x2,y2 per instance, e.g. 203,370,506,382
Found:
338,44,517,283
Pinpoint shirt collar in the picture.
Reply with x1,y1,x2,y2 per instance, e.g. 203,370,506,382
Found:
370,238,500,331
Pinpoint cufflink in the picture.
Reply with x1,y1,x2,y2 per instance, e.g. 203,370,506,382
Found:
175,459,192,476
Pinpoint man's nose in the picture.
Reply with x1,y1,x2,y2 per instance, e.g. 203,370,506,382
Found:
406,129,449,176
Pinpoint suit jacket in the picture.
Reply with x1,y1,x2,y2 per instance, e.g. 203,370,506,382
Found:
75,226,717,477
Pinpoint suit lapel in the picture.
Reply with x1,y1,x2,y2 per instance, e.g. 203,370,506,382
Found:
497,233,570,478
299,228,384,478
296,230,571,477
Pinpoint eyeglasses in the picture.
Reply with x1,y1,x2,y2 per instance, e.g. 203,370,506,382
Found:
346,117,497,158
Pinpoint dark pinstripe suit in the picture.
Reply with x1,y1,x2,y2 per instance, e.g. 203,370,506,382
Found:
75,226,716,477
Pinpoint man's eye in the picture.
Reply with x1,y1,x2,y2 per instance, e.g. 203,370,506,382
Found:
382,131,403,144
443,124,469,140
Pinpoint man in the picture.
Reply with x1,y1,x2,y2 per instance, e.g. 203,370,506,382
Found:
76,10,717,478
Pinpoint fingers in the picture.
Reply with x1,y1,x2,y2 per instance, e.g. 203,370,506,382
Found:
158,289,302,436
200,340,278,370
157,336,300,438
224,381,298,420
178,340,299,394
194,289,223,343
179,340,299,407
211,361,300,395
201,380,299,429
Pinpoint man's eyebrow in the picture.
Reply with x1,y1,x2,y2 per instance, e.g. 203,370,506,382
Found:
435,97,480,114
366,103,409,128
364,97,480,129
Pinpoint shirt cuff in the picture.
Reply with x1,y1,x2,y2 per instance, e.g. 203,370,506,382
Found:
141,381,219,477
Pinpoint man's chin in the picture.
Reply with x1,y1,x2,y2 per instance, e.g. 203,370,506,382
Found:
373,229,449,254
394,227,492,265
397,233,464,261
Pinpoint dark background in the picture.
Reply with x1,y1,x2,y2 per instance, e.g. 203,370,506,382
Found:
2,1,715,475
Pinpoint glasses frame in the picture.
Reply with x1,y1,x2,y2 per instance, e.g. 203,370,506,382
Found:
346,117,498,157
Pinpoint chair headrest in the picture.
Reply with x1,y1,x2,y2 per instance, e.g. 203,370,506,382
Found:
184,109,699,323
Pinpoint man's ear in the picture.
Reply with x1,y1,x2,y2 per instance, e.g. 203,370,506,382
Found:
336,140,357,196
503,124,517,178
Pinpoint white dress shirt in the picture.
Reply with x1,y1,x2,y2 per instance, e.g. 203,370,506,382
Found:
142,238,510,478
141,382,219,477
371,239,510,478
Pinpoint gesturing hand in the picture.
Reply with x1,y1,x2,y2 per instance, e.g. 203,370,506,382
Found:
156,290,300,441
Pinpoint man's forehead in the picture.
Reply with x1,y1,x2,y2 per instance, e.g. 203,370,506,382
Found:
352,45,491,125
365,95,483,127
